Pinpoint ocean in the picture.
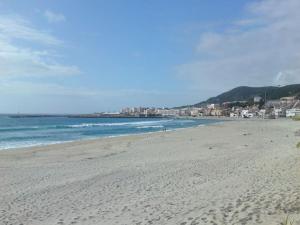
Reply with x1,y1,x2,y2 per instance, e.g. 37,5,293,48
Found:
0,116,219,150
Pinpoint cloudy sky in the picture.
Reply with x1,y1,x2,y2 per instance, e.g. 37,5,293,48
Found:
0,0,299,113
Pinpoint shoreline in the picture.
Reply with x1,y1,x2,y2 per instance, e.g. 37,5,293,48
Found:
0,117,286,154
0,118,223,152
1,119,299,225
2,116,289,152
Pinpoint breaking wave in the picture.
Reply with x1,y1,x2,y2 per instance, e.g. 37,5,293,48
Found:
65,120,173,128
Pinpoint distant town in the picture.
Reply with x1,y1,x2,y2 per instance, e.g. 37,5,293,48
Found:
65,95,300,119
7,89,300,119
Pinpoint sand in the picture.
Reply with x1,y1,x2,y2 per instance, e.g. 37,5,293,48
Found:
0,119,300,225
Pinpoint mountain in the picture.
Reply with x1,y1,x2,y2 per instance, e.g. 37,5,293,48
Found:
193,84,300,107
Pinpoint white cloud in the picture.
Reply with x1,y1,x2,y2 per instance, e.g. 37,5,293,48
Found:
0,80,165,97
177,0,300,92
44,10,66,23
233,18,262,27
0,15,80,77
0,15,62,45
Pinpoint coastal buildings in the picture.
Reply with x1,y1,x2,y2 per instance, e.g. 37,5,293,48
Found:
280,96,296,105
254,96,262,103
286,108,300,117
118,95,300,119
156,108,180,117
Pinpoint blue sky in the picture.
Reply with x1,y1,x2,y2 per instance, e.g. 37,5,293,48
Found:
0,0,300,113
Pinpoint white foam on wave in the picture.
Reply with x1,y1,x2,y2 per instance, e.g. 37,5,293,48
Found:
0,126,40,131
67,119,173,128
0,140,66,150
136,125,164,129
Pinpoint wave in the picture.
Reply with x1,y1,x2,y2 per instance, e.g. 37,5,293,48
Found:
136,125,164,129
0,126,41,132
65,120,173,128
0,118,220,150
0,120,174,132
0,140,66,150
0,125,70,132
0,135,53,142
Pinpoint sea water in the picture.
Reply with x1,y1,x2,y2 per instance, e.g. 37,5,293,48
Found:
0,116,218,150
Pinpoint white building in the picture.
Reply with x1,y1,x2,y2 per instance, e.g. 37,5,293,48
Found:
121,107,131,114
179,108,190,116
207,104,216,109
286,108,300,117
274,108,283,118
241,110,254,118
280,96,296,104
156,109,179,116
258,109,266,118
254,96,262,103
241,110,248,118
230,112,238,118
190,108,202,117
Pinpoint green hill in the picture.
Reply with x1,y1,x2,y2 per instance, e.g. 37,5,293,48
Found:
193,84,300,107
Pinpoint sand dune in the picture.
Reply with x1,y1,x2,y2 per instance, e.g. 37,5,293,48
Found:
1,119,300,225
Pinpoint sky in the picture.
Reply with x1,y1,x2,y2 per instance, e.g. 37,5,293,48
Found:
0,0,300,113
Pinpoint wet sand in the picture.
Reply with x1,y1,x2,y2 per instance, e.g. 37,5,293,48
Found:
1,119,300,225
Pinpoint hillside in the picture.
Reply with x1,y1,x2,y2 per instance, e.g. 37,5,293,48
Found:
193,84,300,107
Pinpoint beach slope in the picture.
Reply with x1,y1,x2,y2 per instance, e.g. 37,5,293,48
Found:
1,119,300,225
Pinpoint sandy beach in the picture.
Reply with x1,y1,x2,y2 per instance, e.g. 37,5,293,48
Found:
1,119,300,225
